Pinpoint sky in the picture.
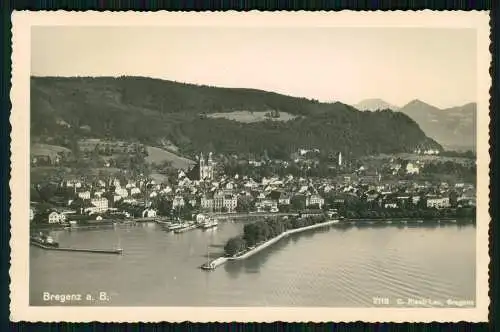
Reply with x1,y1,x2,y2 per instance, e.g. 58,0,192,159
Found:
31,26,477,109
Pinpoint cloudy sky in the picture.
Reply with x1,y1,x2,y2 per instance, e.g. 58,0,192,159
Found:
31,26,477,109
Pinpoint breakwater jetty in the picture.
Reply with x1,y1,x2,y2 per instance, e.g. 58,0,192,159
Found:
30,241,123,255
200,219,338,270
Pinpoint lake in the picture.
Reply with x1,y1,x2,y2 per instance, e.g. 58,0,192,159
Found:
30,221,476,307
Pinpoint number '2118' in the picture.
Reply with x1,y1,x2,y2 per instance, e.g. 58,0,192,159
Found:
372,297,390,305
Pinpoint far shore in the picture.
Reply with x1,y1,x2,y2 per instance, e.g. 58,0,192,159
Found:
345,217,475,223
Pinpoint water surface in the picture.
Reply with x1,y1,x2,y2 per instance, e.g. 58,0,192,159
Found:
30,221,476,307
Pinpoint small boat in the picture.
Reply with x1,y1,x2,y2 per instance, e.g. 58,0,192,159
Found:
201,263,215,270
174,223,197,234
157,220,173,228
200,218,219,229
201,246,216,271
30,232,59,248
113,247,124,254
167,223,188,231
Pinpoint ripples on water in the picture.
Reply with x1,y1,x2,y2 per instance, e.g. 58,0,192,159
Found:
30,221,476,307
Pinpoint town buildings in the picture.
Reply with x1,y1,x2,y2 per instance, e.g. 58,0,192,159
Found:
84,198,109,214
29,148,476,225
306,194,325,209
426,197,451,209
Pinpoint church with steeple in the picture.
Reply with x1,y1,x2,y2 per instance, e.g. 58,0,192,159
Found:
199,152,215,180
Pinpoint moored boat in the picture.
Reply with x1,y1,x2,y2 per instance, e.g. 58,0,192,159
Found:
167,223,188,231
200,218,219,229
174,223,197,234
30,232,59,248
200,262,216,270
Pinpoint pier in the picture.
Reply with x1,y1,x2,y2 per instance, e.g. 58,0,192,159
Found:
30,241,123,255
200,219,338,270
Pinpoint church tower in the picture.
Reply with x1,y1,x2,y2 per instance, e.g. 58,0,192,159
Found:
199,152,205,180
208,152,214,179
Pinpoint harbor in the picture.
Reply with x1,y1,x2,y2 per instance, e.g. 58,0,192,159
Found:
30,215,474,262
157,215,219,234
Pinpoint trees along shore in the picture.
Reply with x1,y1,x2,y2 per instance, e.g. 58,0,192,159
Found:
341,206,476,220
224,214,327,257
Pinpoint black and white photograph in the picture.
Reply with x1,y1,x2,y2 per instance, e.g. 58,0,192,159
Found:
10,11,490,322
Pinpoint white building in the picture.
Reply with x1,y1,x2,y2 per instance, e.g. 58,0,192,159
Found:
278,194,291,205
85,198,109,214
201,195,214,210
213,192,225,211
256,199,277,212
64,180,82,188
125,182,136,189
406,163,420,175
223,194,238,212
130,187,141,196
78,191,91,200
115,187,129,198
142,209,157,218
244,179,259,189
384,203,398,209
172,195,185,209
306,194,324,209
48,211,65,224
423,149,440,155
427,197,450,209
94,189,105,198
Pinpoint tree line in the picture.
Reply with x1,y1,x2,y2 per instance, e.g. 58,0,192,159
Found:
342,206,476,220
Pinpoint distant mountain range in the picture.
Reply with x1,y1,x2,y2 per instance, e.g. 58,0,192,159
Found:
353,99,476,151
353,99,400,112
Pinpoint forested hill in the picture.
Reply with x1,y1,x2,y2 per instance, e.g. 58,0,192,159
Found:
31,76,441,159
